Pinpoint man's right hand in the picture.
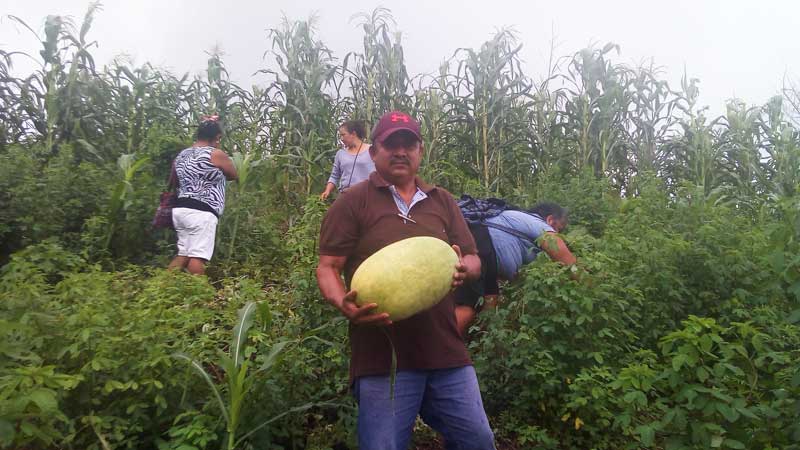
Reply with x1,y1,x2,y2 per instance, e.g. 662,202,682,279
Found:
339,290,393,326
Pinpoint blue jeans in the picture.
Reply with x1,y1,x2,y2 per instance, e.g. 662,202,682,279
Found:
353,365,495,450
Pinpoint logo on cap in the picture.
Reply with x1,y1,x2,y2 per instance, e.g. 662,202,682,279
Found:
391,113,410,123
371,110,422,143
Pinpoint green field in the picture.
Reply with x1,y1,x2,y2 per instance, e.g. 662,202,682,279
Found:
1,5,799,450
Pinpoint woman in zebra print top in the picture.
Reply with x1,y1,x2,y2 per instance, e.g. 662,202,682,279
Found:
168,117,238,275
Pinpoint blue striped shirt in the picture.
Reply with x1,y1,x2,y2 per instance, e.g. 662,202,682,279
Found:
388,185,427,222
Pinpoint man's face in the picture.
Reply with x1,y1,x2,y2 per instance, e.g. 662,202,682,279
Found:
547,216,568,233
371,130,423,183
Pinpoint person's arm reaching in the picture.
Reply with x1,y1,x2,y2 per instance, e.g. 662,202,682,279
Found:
211,149,238,181
540,232,577,266
320,182,336,200
321,152,341,200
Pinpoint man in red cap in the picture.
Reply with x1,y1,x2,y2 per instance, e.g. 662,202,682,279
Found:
316,111,496,449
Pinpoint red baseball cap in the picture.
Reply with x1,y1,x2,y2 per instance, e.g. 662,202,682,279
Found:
370,111,422,144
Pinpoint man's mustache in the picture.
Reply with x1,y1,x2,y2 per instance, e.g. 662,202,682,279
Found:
390,157,410,165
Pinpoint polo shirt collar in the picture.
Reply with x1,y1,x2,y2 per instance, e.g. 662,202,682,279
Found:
368,171,436,193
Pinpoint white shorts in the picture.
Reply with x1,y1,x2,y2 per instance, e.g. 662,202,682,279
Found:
172,208,218,261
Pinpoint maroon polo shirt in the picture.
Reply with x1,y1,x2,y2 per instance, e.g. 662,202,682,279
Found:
319,172,478,380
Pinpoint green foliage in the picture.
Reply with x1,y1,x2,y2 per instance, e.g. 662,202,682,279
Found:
0,144,112,256
472,186,800,449
347,7,411,123
527,168,620,236
157,410,219,450
565,312,800,450
2,5,800,449
0,242,353,449
473,233,644,447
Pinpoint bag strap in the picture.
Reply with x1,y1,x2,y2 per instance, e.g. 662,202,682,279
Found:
167,160,178,191
480,212,547,248
480,221,536,245
343,144,367,191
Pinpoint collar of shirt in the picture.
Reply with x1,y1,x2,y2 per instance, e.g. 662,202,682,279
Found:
388,185,427,217
368,171,435,218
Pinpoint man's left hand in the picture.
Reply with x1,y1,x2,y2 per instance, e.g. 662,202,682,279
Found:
451,244,468,288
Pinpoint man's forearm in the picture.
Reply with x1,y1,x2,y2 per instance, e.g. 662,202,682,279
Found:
541,234,577,266
316,265,347,311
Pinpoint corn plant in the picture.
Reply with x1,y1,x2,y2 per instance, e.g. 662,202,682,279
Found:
103,153,149,250
223,151,262,261
413,66,455,185
624,63,683,178
557,44,634,187
173,302,343,450
102,59,197,154
225,85,278,158
109,63,157,154
760,96,800,202
265,16,341,200
713,99,765,208
782,75,800,127
345,7,411,124
0,50,19,147
7,3,103,157
522,37,570,186
445,29,532,193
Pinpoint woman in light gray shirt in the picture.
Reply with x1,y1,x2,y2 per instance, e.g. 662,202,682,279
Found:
320,120,375,200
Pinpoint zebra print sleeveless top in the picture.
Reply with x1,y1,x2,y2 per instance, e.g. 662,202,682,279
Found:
174,146,227,216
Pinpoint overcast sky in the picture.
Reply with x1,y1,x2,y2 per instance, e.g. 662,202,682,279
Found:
2,0,799,117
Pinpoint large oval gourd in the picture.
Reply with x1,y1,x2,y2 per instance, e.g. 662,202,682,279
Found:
351,236,458,321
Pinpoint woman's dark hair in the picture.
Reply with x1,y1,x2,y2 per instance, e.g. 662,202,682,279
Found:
340,120,368,140
528,202,568,221
196,120,222,141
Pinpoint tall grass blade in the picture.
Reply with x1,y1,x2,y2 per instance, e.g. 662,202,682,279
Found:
172,352,230,424
231,302,256,367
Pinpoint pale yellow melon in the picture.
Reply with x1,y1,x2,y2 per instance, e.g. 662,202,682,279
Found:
351,236,458,321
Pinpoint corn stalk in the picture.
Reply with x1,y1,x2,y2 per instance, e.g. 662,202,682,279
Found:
173,303,344,450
